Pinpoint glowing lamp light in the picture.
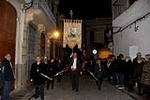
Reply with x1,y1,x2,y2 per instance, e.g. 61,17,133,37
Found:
92,49,98,55
99,49,113,59
53,31,59,39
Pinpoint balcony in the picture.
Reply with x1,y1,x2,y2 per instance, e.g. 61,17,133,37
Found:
24,0,56,31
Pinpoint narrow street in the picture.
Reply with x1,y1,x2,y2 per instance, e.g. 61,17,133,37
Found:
30,72,134,100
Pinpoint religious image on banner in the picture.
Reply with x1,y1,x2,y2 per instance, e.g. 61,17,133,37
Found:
68,27,76,38
63,19,82,49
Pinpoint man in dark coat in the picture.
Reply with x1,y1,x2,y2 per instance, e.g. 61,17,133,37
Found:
30,55,47,100
68,52,82,92
56,59,64,83
116,54,125,89
94,58,105,90
1,54,15,100
46,58,56,90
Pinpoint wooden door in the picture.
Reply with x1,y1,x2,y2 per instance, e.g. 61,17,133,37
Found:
0,0,17,91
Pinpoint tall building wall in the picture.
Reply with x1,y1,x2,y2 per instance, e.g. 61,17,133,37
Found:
113,0,150,58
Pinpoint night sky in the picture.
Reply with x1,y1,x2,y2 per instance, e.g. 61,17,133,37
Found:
58,0,112,20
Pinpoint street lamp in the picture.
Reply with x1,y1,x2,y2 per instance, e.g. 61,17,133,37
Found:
53,30,59,39
48,30,59,39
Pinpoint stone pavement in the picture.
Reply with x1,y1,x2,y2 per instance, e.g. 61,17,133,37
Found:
10,85,34,100
8,72,149,100
29,73,134,100
117,85,150,100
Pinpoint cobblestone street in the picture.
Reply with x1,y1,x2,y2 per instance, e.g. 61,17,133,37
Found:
29,72,135,100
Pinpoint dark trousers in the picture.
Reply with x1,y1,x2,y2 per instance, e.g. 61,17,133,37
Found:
1,81,11,100
70,72,79,91
34,84,44,99
137,82,143,94
57,75,62,83
96,78,103,90
47,78,54,89
112,72,118,85
118,74,124,86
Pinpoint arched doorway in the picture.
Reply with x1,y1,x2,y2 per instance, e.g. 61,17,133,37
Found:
0,0,17,91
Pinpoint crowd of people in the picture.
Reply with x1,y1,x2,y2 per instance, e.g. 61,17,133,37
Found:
1,51,150,100
82,52,150,99
83,52,150,97
29,51,150,100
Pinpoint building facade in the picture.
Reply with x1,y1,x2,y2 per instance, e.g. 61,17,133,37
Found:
83,18,112,58
112,0,150,59
0,0,61,91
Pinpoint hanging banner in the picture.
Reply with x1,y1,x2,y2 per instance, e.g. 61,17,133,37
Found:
63,19,82,49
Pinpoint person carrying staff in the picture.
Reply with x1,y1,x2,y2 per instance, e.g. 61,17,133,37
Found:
94,58,105,90
30,55,47,100
68,51,82,92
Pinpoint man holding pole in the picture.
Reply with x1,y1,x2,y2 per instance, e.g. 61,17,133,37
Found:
30,55,47,100
68,51,82,92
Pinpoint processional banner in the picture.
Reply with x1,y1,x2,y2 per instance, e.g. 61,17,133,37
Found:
63,19,82,49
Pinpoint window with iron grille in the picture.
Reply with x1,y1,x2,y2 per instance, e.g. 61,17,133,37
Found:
26,22,38,78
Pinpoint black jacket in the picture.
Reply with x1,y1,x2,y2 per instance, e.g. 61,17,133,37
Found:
47,61,56,78
2,59,15,81
30,61,47,85
94,64,105,79
68,57,82,73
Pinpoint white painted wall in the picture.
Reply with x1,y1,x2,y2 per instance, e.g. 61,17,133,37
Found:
113,0,150,58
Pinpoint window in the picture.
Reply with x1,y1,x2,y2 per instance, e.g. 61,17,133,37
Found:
27,22,38,78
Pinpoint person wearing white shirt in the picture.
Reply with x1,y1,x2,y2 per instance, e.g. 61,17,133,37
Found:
69,52,82,92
